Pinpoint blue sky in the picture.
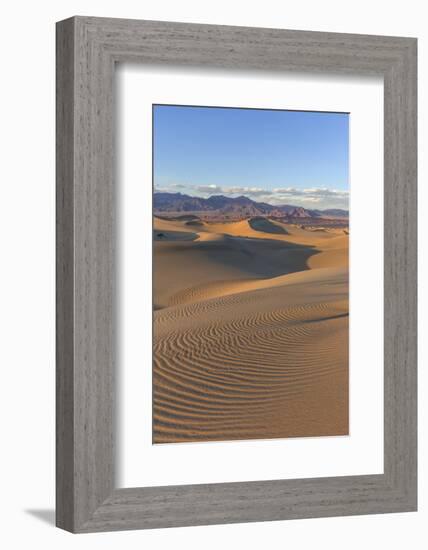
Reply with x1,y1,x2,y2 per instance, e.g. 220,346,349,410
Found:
153,105,349,210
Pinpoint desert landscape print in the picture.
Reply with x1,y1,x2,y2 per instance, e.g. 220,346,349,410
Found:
152,105,349,443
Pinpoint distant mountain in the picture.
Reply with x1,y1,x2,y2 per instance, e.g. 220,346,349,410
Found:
153,192,348,218
312,208,349,218
153,192,209,212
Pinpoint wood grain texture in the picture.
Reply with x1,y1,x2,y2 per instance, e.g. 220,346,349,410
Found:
56,16,417,532
56,18,75,532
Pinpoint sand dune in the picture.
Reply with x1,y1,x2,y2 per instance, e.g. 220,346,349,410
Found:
248,216,289,234
154,216,200,234
153,230,198,242
153,216,349,443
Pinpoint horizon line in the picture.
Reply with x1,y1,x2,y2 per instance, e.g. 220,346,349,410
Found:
153,190,349,212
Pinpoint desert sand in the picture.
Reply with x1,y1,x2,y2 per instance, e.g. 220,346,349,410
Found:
153,215,349,443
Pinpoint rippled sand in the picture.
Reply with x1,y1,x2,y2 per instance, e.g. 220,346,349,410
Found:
153,217,349,443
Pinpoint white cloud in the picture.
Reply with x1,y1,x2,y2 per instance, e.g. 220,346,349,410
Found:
195,184,223,193
273,187,348,199
194,185,269,197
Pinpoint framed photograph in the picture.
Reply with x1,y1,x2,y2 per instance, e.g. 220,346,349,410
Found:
56,16,417,533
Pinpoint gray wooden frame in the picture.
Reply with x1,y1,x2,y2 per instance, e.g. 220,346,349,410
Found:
56,16,417,533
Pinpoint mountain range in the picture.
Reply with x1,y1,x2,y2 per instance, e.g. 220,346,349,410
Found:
153,192,348,219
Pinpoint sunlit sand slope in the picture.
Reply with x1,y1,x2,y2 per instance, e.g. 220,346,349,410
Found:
153,216,349,443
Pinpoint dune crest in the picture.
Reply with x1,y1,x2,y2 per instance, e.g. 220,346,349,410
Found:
248,216,289,234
